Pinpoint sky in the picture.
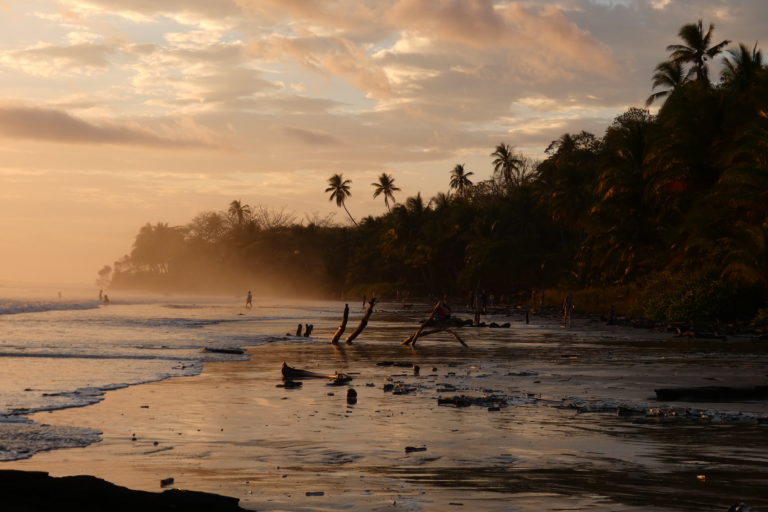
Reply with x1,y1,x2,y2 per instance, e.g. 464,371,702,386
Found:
0,0,766,287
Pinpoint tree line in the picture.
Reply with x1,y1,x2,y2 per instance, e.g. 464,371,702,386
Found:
104,20,768,324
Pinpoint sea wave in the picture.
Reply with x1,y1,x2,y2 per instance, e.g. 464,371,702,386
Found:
0,299,101,316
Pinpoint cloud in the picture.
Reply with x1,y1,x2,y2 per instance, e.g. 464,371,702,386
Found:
282,126,342,146
387,0,619,79
0,42,115,76
249,35,393,99
0,104,224,148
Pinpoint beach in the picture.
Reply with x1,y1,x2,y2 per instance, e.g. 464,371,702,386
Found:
1,297,767,511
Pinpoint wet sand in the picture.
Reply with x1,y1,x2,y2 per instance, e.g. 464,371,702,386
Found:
5,312,768,511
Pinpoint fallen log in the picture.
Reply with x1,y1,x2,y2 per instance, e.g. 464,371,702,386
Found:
345,298,376,344
655,385,768,402
402,302,442,347
281,362,352,383
330,304,350,344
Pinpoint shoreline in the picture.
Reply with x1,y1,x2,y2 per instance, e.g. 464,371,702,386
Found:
3,312,768,511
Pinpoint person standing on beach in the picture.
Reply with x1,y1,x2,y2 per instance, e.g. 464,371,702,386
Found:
245,290,253,309
563,294,574,327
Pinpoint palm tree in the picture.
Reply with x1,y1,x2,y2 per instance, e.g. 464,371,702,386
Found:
449,163,474,196
721,42,764,90
666,19,730,84
325,173,358,227
490,143,524,189
646,60,688,106
430,191,452,210
228,199,252,225
371,173,401,212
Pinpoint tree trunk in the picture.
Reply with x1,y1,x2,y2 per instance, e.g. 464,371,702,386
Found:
343,204,359,227
331,304,350,344
345,298,376,343
402,302,441,347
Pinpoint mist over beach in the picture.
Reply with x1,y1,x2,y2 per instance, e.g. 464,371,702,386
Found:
2,1,768,511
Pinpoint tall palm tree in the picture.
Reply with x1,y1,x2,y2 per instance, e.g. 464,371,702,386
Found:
721,42,764,90
325,173,358,227
449,163,474,196
646,60,688,106
666,19,730,84
228,199,252,225
371,173,401,212
490,143,524,189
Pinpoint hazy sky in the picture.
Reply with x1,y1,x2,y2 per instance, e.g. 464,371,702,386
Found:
0,0,766,286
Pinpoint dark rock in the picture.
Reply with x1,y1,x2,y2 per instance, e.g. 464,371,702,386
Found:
203,347,244,355
0,470,246,511
346,388,357,405
655,386,768,402
276,380,302,388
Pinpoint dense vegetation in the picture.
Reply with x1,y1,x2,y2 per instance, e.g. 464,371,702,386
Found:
103,21,768,324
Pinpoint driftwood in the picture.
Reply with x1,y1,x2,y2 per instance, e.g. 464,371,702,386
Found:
402,302,441,346
345,298,376,344
281,362,352,384
402,302,468,347
330,304,350,344
655,385,768,402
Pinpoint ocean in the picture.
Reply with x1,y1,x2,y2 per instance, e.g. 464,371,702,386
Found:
0,287,341,461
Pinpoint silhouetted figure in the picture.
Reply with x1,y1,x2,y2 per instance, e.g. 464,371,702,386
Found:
103,294,110,304
296,323,302,336
563,294,574,327
99,289,103,301
303,323,311,337
245,290,253,309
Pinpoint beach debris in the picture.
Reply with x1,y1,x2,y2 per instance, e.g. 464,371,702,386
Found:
404,446,427,453
203,347,245,355
160,477,174,488
345,297,377,344
276,381,302,389
413,365,420,376
346,388,357,405
654,385,768,402
401,301,469,347
438,394,509,409
305,491,325,497
331,304,350,344
382,381,418,395
729,503,752,512
281,362,352,384
327,373,353,386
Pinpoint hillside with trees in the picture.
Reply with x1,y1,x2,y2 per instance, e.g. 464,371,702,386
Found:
102,21,768,325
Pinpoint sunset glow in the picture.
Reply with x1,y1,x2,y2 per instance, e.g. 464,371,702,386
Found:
0,0,765,285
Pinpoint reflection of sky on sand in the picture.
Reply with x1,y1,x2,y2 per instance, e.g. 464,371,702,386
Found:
5,303,768,511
